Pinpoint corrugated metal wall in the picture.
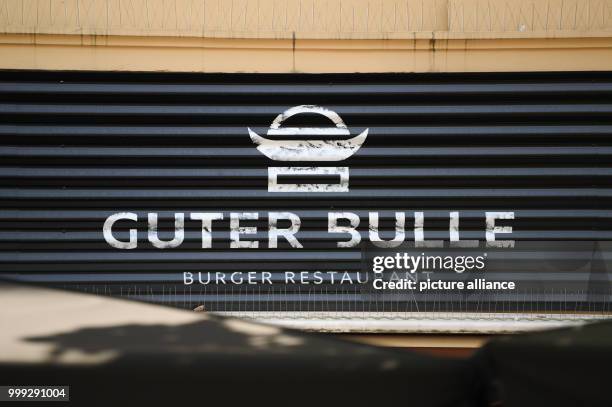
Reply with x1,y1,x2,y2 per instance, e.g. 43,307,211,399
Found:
0,71,611,314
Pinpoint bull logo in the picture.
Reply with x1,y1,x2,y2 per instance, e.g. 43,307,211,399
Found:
248,105,368,192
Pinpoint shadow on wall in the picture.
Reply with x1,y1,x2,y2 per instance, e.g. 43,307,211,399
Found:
24,318,320,361
5,315,479,406
12,315,612,407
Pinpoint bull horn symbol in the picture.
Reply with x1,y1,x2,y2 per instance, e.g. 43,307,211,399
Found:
248,105,368,161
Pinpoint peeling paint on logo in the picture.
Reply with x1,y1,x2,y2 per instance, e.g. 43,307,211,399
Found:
248,105,368,192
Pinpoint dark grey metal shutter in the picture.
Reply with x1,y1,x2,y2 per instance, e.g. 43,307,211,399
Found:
1,71,611,313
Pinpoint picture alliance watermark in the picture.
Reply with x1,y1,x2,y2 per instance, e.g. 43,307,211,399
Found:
369,251,517,291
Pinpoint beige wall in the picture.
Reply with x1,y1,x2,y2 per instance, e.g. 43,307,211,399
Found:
1,0,611,72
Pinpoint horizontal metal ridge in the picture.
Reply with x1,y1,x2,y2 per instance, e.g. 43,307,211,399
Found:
2,187,611,199
2,103,612,116
2,124,612,138
2,167,611,178
0,251,359,262
2,230,610,243
2,146,610,158
1,81,612,95
0,209,608,220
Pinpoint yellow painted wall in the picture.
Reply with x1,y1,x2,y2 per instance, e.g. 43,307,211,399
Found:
0,0,611,72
